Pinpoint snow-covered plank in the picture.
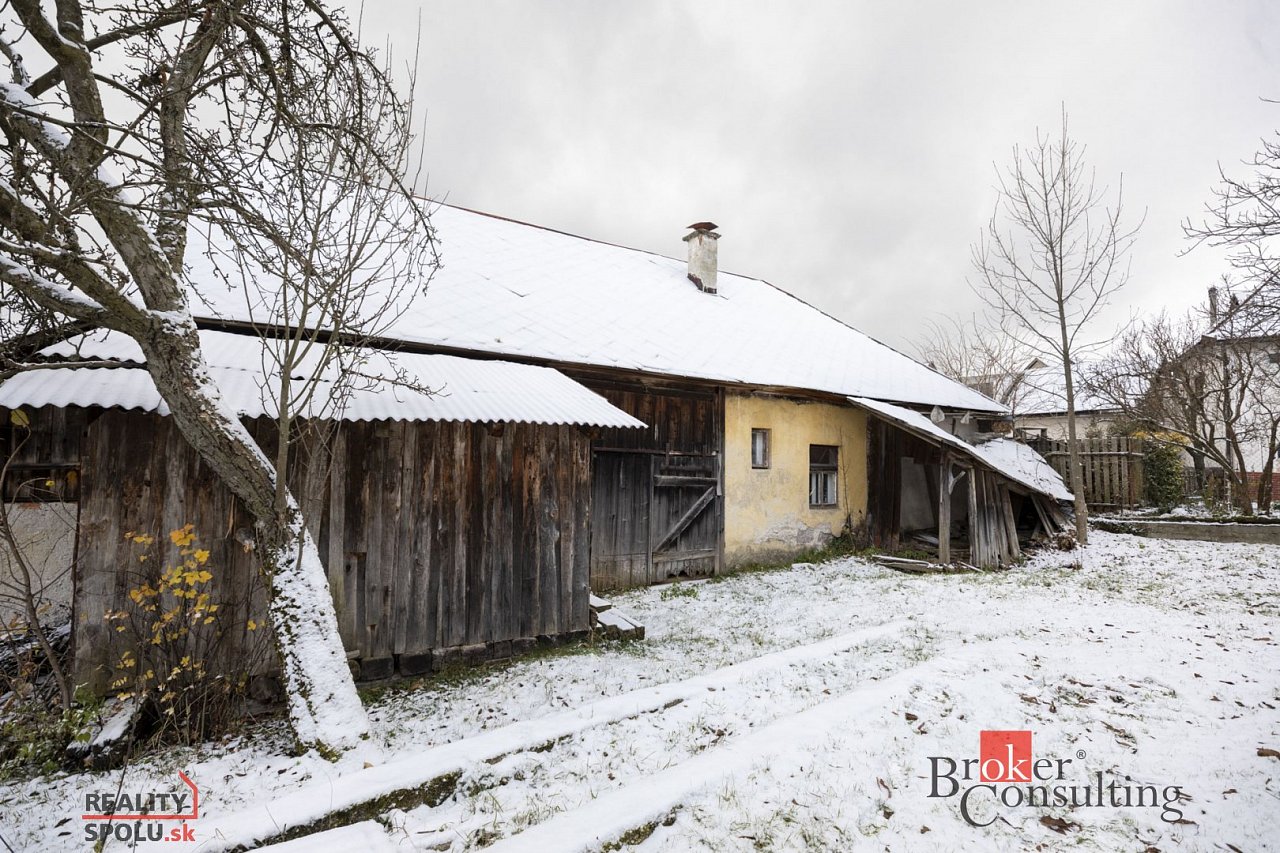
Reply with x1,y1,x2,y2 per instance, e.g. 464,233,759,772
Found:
594,607,644,640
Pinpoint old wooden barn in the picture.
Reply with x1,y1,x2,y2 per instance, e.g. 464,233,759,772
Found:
0,330,640,689
177,212,1070,592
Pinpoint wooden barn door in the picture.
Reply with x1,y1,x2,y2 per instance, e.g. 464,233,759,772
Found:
576,378,724,592
649,451,720,581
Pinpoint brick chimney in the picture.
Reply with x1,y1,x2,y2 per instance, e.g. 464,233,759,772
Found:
683,222,719,294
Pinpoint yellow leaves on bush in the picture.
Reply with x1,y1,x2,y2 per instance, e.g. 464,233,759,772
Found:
113,523,242,725
169,524,196,547
128,583,158,604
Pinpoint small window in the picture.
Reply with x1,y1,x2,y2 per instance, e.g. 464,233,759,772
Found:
809,444,838,507
751,428,771,468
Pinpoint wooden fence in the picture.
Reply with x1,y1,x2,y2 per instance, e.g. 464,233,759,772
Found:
1036,437,1145,510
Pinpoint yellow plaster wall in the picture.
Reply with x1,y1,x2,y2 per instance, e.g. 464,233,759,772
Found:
724,393,868,568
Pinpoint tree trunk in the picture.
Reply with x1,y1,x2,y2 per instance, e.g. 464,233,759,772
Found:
1224,427,1254,515
138,319,368,756
1063,393,1090,543
1258,421,1279,513
1190,450,1207,494
1059,325,1089,545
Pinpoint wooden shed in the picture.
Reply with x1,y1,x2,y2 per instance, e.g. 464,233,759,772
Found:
857,397,1073,567
0,330,642,691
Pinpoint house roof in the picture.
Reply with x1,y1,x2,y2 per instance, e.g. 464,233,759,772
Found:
1012,365,1115,417
0,330,644,428
851,396,1073,502
185,204,1005,412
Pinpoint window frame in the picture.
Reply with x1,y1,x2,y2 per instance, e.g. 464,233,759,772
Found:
808,444,839,508
750,428,771,469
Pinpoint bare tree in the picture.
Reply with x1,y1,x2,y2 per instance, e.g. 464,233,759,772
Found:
197,79,438,517
915,315,1037,413
0,1,435,757
1185,129,1280,336
1082,308,1262,513
971,110,1141,543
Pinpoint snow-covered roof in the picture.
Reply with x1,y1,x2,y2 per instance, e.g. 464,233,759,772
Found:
850,396,1072,502
1014,365,1115,417
0,330,644,428
971,437,1074,503
185,204,1004,412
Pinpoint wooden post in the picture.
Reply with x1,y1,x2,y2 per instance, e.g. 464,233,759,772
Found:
966,463,980,567
937,454,951,564
999,483,1020,558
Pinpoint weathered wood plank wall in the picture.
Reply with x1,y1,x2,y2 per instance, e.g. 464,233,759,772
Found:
73,409,592,691
75,409,273,693
1,405,87,501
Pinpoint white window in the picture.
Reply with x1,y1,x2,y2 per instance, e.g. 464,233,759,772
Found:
809,444,838,506
751,428,770,468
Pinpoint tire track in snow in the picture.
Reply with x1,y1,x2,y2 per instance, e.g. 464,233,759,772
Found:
478,643,998,853
185,620,910,851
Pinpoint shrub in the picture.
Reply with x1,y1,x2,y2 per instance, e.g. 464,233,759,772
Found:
1143,442,1185,513
0,700,98,779
107,525,269,746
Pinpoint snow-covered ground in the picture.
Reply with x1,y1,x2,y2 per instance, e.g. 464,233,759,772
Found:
1,530,1277,852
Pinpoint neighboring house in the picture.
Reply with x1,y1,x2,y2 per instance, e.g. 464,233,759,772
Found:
1007,361,1122,442
1197,286,1280,499
0,210,1073,685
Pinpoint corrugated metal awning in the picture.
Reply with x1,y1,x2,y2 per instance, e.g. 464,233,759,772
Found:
0,330,644,429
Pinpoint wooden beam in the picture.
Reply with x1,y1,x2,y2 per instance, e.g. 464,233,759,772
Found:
937,454,951,564
968,465,981,567
999,484,1021,558
654,475,718,488
1030,493,1053,535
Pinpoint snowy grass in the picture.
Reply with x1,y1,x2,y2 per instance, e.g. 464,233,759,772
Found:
0,531,1276,852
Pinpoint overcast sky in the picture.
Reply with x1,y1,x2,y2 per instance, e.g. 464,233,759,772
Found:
342,1,1279,354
